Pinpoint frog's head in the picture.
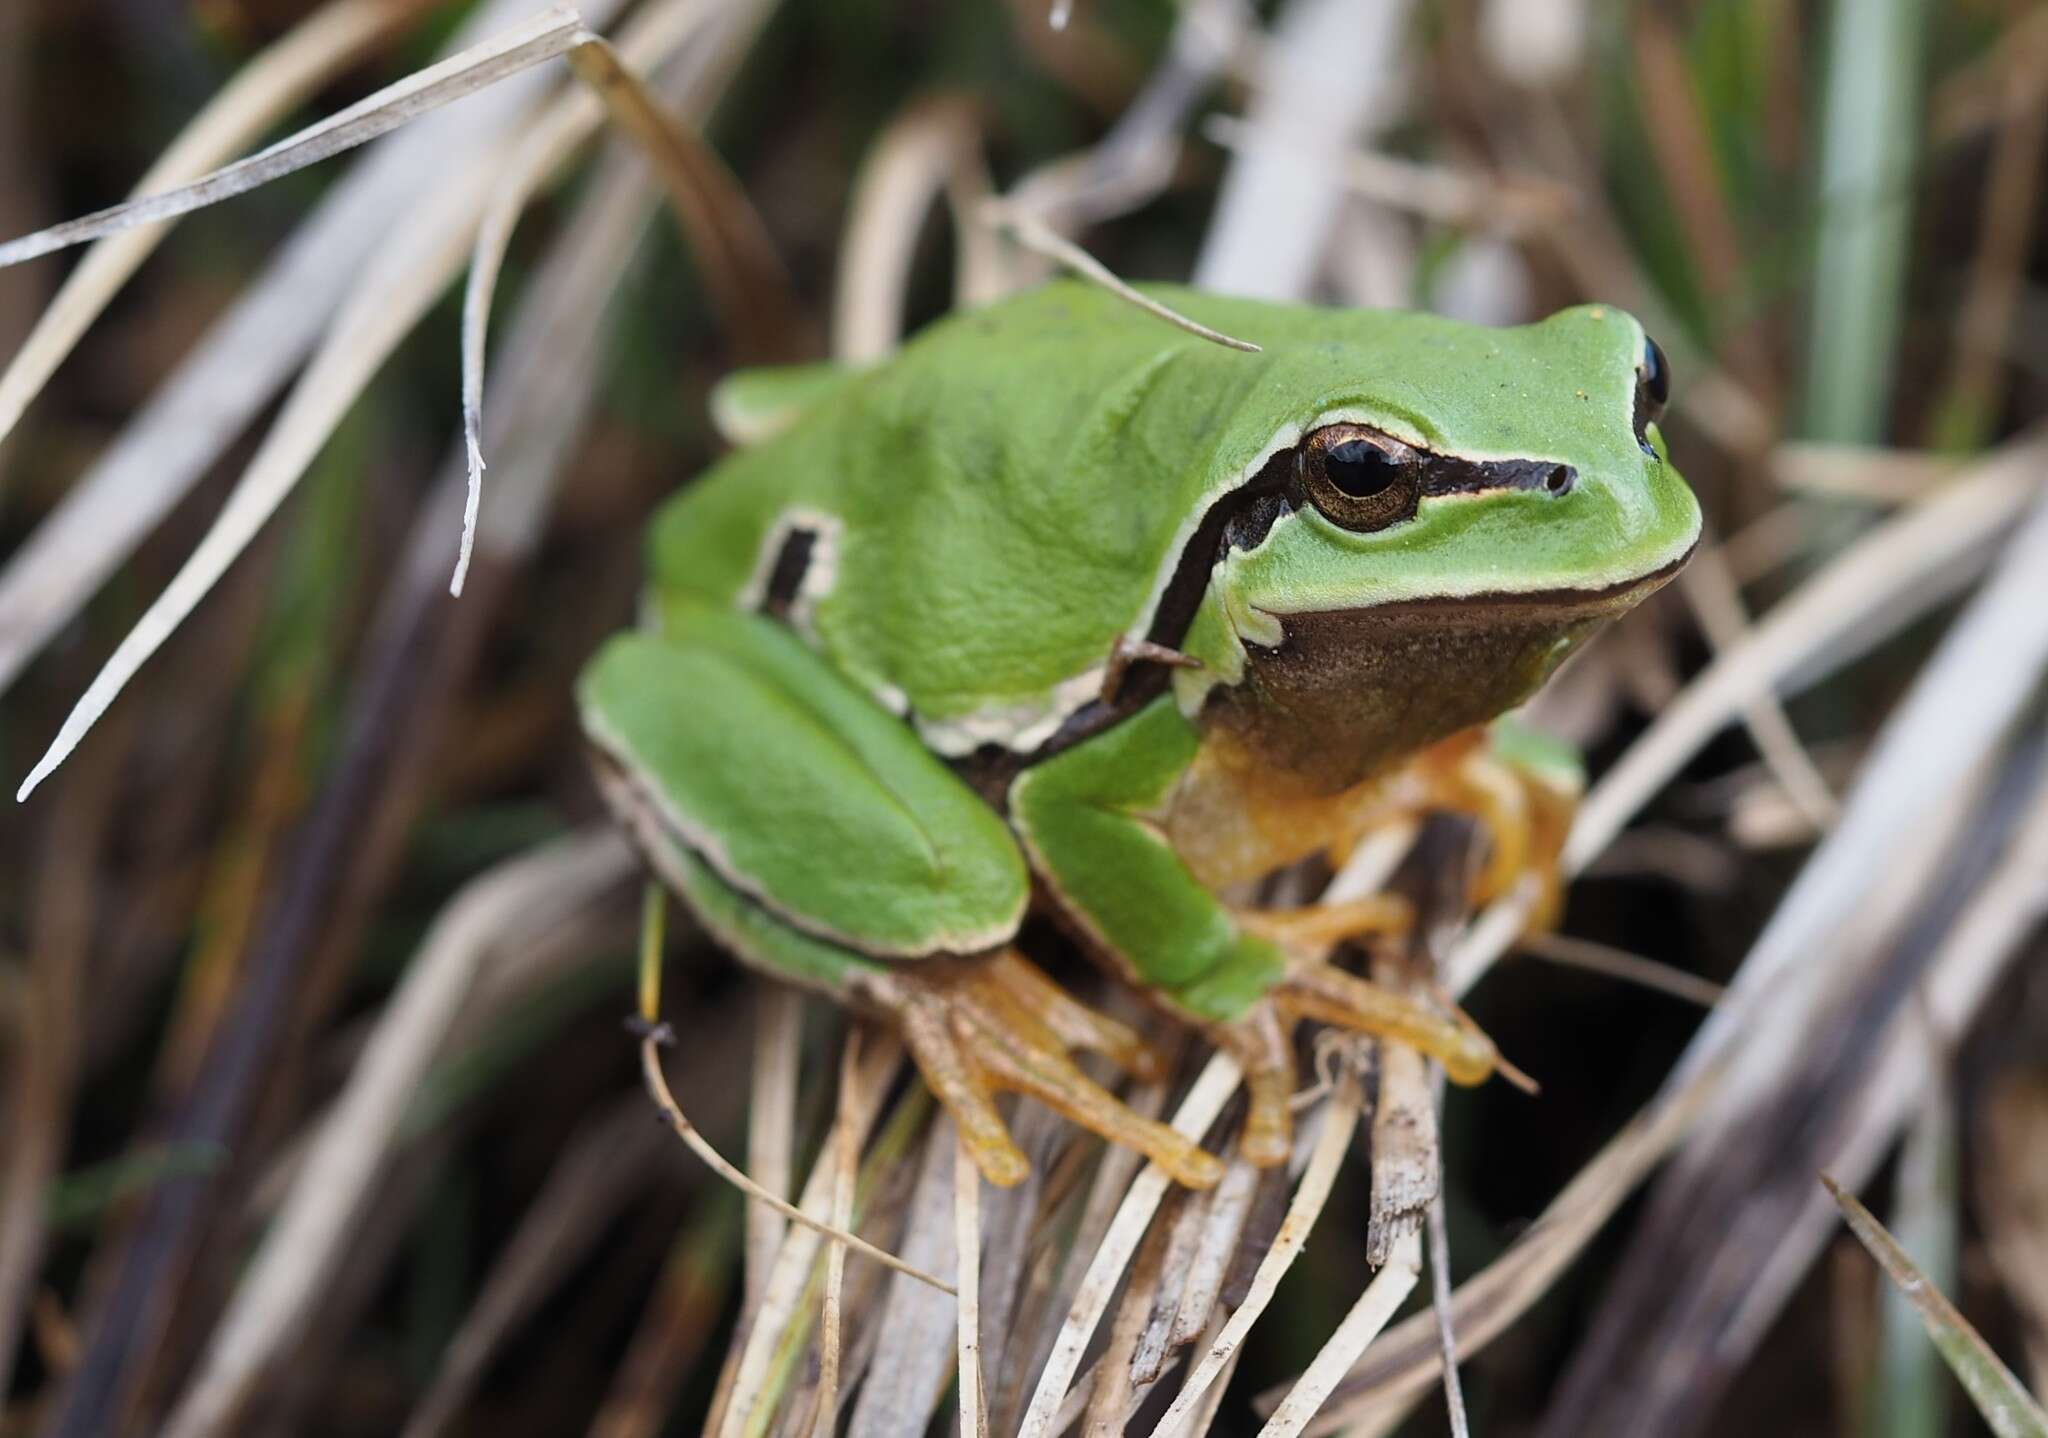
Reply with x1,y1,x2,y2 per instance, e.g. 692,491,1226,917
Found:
1174,303,1700,792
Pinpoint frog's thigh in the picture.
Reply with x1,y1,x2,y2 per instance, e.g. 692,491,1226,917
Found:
1007,697,1283,1023
619,805,881,996
578,613,1029,960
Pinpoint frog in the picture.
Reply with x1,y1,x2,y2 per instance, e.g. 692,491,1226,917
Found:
576,280,1699,1190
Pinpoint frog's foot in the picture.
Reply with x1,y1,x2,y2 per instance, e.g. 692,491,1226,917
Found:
859,951,1227,1191
1211,958,1525,1169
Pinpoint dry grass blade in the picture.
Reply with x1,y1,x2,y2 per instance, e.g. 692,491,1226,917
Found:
956,1138,988,1438
810,1033,865,1437
12,137,506,801
0,0,612,701
1657,487,2048,1123
560,35,804,361
1564,427,2048,872
1771,443,1963,503
716,1038,907,1438
747,989,803,1318
0,0,433,448
1520,498,2048,1438
1259,1230,1422,1438
0,6,584,271
1194,0,1414,298
1168,1157,1260,1348
983,204,1261,352
1087,1197,1173,1434
1516,931,1724,1009
1677,543,1839,831
1018,1053,1242,1438
843,1116,960,1438
456,0,770,593
837,94,999,363
1426,1179,1470,1438
1146,1070,1364,1438
157,830,636,1438
1276,1061,1728,1437
1823,1175,2048,1438
1256,934,1444,1438
639,1035,952,1296
1202,113,1574,234
1366,1041,1435,1267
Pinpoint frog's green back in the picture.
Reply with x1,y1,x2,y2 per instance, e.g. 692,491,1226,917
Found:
646,282,1676,754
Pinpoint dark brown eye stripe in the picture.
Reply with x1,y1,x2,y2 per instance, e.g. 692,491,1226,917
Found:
1414,453,1576,498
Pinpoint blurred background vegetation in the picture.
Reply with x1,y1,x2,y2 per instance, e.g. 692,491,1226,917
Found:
1,1,2045,1435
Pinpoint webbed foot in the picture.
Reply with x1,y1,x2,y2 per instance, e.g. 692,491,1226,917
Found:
859,950,1227,1190
1210,957,1509,1168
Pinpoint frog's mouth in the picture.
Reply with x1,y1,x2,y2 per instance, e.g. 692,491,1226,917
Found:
1209,540,1696,795
1254,535,1698,633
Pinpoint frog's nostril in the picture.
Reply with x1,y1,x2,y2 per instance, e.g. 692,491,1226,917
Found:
1545,465,1575,495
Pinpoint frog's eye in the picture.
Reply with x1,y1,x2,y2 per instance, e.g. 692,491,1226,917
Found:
1296,424,1421,533
1635,336,1671,455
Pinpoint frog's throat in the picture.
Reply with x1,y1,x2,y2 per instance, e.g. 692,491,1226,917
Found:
1202,550,1690,797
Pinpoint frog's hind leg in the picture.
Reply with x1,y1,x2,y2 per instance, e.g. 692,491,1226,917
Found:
615,808,1226,1192
866,954,1226,1191
585,614,1226,1191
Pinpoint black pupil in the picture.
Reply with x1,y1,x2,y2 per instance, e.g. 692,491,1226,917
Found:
1323,440,1398,498
1642,337,1671,408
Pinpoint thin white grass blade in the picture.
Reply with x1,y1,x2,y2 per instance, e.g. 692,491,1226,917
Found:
0,0,423,449
1285,1067,1726,1437
1145,1072,1363,1438
0,0,628,700
14,0,722,799
453,89,593,598
1426,1175,1471,1438
14,152,504,802
955,1137,987,1438
1017,1054,1241,1438
1258,1231,1422,1438
1663,488,2048,1131
986,206,1260,352
451,0,716,596
0,6,586,270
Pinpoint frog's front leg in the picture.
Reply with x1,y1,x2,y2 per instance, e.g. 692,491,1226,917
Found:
1009,698,1502,1168
578,609,1225,1190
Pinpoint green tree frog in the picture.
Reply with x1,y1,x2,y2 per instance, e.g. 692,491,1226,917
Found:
577,281,1698,1189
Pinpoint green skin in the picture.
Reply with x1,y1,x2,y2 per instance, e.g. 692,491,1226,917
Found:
577,282,1700,1027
